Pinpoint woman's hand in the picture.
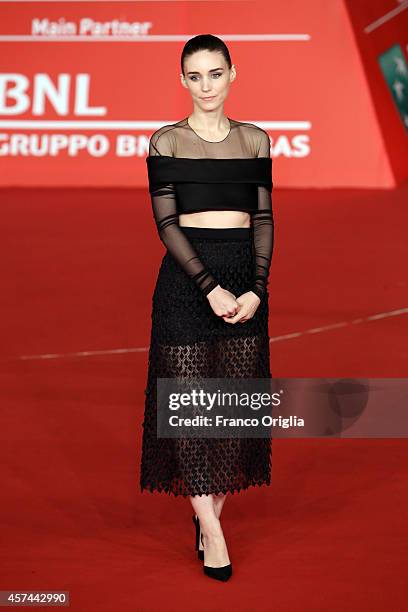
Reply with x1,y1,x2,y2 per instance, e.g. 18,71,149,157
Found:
222,291,261,324
206,285,239,318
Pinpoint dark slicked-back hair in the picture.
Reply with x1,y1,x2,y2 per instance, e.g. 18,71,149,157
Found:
181,34,232,75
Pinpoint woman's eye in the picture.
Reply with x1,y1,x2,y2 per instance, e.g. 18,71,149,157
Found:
190,73,222,81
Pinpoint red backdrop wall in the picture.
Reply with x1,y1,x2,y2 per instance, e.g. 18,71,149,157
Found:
1,0,407,187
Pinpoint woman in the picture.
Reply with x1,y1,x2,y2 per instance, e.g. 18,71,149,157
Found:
140,34,274,582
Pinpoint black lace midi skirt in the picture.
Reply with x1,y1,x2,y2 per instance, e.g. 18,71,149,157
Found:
140,226,272,497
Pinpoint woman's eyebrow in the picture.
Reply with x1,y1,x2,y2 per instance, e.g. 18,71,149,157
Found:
187,67,224,75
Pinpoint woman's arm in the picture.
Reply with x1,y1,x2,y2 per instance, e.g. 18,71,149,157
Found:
147,129,220,296
251,130,274,299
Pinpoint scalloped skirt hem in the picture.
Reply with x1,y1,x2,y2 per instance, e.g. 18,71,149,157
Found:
139,477,272,498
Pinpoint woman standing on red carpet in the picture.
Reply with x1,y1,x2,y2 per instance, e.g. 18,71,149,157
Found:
140,34,274,582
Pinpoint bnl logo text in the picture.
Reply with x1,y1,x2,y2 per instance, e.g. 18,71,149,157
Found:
0,74,106,115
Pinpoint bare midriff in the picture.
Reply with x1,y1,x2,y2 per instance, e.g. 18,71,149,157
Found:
179,210,251,228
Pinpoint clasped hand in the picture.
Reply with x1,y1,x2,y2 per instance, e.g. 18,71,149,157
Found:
207,285,261,324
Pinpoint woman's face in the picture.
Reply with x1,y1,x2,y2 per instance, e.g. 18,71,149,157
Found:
181,50,235,111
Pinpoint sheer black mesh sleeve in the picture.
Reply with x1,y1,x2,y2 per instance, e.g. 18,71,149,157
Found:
252,130,274,299
147,130,220,297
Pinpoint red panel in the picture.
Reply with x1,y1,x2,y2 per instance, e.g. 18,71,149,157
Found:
344,0,408,184
0,1,402,187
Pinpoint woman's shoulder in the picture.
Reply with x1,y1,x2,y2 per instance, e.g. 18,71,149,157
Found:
231,118,267,134
150,118,188,140
235,120,269,145
149,119,188,156
229,119,270,158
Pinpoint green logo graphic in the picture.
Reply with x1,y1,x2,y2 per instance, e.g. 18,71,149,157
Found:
378,44,408,133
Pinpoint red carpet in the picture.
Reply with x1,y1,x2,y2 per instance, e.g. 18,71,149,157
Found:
1,185,407,610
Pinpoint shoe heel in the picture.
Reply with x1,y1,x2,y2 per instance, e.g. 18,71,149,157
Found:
192,514,199,551
193,515,205,560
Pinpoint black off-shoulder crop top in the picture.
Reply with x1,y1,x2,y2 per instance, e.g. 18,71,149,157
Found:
146,117,274,299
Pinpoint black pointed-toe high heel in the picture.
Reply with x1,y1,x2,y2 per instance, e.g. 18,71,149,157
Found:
192,514,204,561
201,533,233,582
